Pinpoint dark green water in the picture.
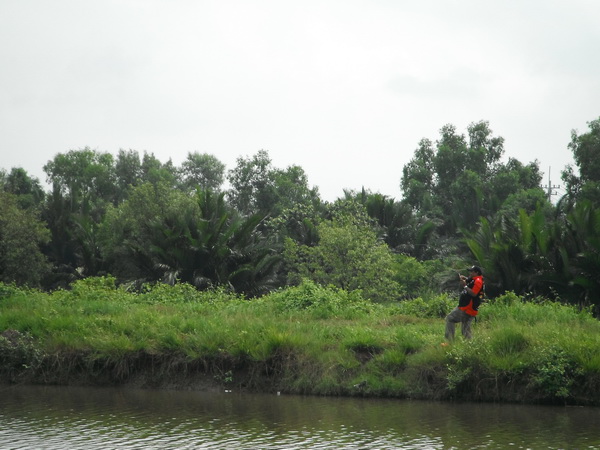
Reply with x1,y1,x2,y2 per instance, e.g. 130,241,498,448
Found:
0,384,598,449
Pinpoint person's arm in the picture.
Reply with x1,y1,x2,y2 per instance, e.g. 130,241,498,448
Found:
467,277,482,296
459,276,469,293
460,276,481,296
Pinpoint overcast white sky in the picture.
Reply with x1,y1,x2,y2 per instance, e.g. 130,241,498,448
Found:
1,0,599,201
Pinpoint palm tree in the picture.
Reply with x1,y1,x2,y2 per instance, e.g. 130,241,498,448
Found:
560,201,600,310
465,208,551,297
131,189,280,296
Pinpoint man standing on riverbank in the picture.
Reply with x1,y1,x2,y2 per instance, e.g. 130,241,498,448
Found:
444,265,484,342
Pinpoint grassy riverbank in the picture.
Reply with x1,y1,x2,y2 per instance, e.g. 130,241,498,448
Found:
1,277,599,405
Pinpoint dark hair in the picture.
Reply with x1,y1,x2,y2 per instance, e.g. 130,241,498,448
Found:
468,265,482,275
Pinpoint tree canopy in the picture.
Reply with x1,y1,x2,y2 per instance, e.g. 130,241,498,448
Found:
2,117,600,313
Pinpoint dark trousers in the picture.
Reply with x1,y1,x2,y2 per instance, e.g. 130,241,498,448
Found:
445,307,474,340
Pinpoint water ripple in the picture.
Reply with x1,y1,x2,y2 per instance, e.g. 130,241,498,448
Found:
1,385,599,449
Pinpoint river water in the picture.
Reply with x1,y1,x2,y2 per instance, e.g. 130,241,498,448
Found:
0,384,598,449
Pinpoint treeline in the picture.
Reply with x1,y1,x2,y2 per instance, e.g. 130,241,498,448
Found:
1,118,599,312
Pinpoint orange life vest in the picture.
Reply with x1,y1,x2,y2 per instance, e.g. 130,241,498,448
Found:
458,275,484,316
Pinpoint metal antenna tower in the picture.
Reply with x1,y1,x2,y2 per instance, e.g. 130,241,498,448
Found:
542,167,561,202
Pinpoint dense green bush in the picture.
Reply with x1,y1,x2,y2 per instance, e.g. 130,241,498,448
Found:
265,279,375,319
284,218,401,303
0,329,45,382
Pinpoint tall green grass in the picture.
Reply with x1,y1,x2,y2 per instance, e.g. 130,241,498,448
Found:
1,279,599,405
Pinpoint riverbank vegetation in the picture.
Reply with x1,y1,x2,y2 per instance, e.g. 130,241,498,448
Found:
1,117,600,404
1,278,599,405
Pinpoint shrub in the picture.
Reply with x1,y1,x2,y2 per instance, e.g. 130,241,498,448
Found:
267,280,374,319
0,282,23,299
391,294,455,318
530,345,582,400
138,282,241,305
284,219,401,303
0,329,45,382
393,255,428,297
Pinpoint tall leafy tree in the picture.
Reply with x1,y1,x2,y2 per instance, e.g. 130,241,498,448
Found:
42,148,117,278
227,149,275,216
70,214,104,277
141,152,180,188
114,149,143,203
401,138,436,212
41,182,79,283
401,121,544,252
227,149,321,218
1,168,45,210
270,165,321,216
562,117,600,206
264,202,321,247
488,159,544,211
0,192,50,286
44,148,116,214
179,152,225,193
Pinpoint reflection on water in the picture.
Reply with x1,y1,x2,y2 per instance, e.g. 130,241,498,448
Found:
0,384,599,449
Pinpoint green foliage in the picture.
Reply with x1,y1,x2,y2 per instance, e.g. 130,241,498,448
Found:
342,328,384,355
391,294,455,318
347,189,417,253
402,122,507,232
0,282,23,299
400,121,544,259
0,330,46,382
482,292,595,325
179,152,225,193
558,201,600,310
393,254,428,297
562,117,600,205
393,327,427,355
445,346,477,393
264,202,321,246
530,345,581,400
226,149,276,216
226,149,321,219
270,165,321,217
0,192,51,286
70,275,118,295
267,279,373,319
488,327,529,357
140,152,180,188
0,281,600,403
467,200,600,308
100,185,280,295
43,148,116,206
138,282,241,305
3,118,600,319
489,159,545,210
284,208,401,303
1,167,45,209
465,206,555,297
98,182,196,282
114,149,143,202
